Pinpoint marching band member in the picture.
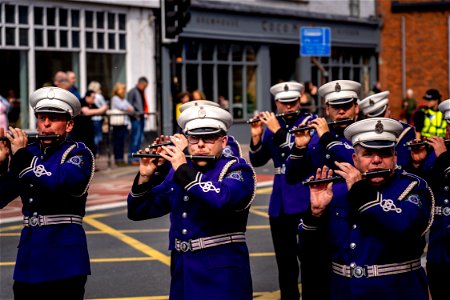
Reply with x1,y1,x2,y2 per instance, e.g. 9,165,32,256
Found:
407,99,450,300
249,81,314,300
357,91,416,169
0,87,94,299
127,103,256,300
299,117,433,300
285,80,360,299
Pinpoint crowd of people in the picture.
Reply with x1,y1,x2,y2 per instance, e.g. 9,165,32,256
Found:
0,75,449,300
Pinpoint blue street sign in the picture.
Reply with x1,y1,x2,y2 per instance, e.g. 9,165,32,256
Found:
300,27,331,57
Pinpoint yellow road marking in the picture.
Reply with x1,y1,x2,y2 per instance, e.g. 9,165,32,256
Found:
250,208,269,218
83,216,171,266
256,187,272,194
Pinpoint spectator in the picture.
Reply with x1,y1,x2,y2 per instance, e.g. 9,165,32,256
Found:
110,82,134,166
369,81,382,95
192,89,206,100
7,89,20,128
0,94,10,131
175,91,191,134
218,95,230,110
88,81,108,156
402,88,417,124
127,76,149,165
67,71,81,100
71,90,108,156
53,71,70,90
412,89,446,139
300,82,317,114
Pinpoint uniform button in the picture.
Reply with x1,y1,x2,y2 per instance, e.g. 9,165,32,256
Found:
182,229,187,235
30,184,33,188
352,224,357,229
183,196,189,202
350,242,356,249
325,154,330,159
445,186,449,192
350,262,356,268
182,212,187,218
444,199,449,204
281,153,285,157
335,212,339,216
170,188,174,191
29,198,33,203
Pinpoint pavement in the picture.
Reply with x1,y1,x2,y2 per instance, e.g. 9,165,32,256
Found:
0,144,274,224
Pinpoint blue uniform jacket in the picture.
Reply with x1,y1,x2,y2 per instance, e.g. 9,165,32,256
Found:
396,121,416,169
0,140,94,283
249,113,315,217
299,170,433,300
127,155,256,300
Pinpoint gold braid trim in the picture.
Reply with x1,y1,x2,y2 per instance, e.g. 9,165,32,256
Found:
398,181,417,201
60,143,96,197
421,186,435,236
218,159,257,212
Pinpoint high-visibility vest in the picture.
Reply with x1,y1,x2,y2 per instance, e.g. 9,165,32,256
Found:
421,108,446,138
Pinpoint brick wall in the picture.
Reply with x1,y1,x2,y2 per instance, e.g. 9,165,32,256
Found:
377,0,449,119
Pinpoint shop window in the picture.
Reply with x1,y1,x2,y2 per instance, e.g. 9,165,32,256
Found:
177,41,258,120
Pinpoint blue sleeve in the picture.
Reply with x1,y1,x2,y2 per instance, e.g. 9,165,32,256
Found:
249,130,272,167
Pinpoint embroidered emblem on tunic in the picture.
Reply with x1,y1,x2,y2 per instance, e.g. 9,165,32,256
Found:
406,194,422,207
34,164,52,177
222,146,234,157
67,156,84,168
226,170,244,182
380,199,402,213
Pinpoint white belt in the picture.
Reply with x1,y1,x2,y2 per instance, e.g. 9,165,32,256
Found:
24,213,83,227
175,232,246,252
274,165,286,175
434,206,450,216
332,259,421,278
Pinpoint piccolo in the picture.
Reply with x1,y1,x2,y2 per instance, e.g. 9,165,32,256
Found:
148,141,174,148
302,169,392,186
0,134,61,141
131,153,216,160
404,139,450,148
289,119,354,134
246,110,301,124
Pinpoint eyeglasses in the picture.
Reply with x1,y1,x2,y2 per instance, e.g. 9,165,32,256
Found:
187,134,222,144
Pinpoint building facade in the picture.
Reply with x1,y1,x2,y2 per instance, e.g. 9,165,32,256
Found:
377,0,450,119
162,0,380,138
0,0,158,130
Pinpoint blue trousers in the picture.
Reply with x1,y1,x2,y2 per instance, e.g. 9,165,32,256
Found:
128,118,144,162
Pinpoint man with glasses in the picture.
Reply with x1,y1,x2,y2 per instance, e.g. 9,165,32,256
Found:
285,80,360,299
127,103,255,300
249,81,314,300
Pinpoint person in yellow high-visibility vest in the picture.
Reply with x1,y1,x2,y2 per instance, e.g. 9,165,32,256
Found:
412,89,447,139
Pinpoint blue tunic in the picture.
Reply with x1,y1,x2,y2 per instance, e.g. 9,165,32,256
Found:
0,140,94,283
249,113,315,216
396,121,416,169
299,170,433,300
127,155,256,300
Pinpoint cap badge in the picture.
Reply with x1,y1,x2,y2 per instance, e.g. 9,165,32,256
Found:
369,99,375,106
198,107,207,118
335,83,341,92
284,84,289,92
47,89,55,99
375,120,384,134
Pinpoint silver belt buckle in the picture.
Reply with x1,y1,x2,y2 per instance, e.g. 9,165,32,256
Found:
179,241,192,252
351,266,366,278
443,207,450,216
29,213,41,227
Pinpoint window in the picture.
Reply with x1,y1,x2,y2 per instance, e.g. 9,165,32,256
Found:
0,3,29,48
85,10,126,52
176,41,258,120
